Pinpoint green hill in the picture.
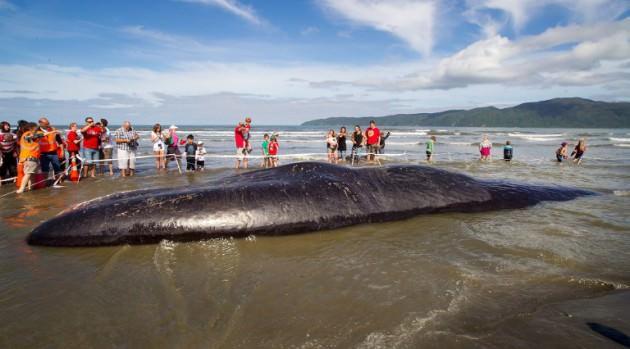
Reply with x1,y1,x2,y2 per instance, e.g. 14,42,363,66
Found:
301,98,630,128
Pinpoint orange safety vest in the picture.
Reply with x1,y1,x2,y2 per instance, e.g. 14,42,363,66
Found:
19,131,41,162
38,127,59,153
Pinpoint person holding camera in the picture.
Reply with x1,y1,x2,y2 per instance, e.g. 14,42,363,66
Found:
81,116,103,178
114,121,139,177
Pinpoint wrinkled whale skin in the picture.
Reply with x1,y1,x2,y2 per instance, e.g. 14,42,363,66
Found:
27,162,594,247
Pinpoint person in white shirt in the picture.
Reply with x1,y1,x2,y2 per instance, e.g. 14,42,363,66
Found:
195,141,207,171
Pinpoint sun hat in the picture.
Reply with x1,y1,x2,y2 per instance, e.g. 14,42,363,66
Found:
169,125,178,129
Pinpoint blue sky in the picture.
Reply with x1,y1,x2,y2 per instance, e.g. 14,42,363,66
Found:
0,0,629,125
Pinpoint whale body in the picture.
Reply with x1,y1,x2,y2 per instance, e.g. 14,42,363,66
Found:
27,162,593,247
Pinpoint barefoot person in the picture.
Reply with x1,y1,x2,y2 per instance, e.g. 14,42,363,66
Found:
351,125,364,164
365,120,381,163
151,123,166,170
16,123,43,194
571,138,587,165
479,134,492,161
261,133,270,168
556,142,569,162
234,122,248,169
81,116,103,178
268,134,279,168
337,127,347,162
426,135,436,163
326,129,338,164
114,121,139,177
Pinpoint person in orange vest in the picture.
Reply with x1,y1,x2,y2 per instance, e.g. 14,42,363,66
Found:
36,117,64,180
17,123,43,194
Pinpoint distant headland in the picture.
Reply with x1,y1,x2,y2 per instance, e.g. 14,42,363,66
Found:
301,98,630,128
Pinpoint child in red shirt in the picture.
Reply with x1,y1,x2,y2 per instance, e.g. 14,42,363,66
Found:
268,134,279,168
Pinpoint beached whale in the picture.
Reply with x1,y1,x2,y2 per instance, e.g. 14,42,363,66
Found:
27,162,593,247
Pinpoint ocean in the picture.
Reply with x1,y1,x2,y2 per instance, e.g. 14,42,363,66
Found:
1,126,629,348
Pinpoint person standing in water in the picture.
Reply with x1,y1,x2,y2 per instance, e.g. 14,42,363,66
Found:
426,135,436,163
479,134,492,161
234,122,248,169
571,138,587,165
100,118,114,176
503,141,513,162
151,123,166,170
0,121,18,181
16,123,43,194
65,122,82,167
556,142,569,162
195,141,206,171
184,134,197,172
351,125,364,164
261,133,270,168
326,129,338,164
365,120,381,163
37,117,64,180
268,134,279,167
114,121,140,177
337,127,347,162
165,125,182,169
81,116,103,178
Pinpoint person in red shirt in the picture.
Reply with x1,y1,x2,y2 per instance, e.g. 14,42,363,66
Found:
80,116,103,177
268,134,279,168
66,122,82,166
365,120,381,163
234,122,248,169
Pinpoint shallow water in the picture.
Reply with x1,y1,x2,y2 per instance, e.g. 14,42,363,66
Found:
1,126,629,348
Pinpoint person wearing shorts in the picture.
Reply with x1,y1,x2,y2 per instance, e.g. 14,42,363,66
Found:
16,123,43,194
114,121,139,177
365,120,381,163
81,116,103,178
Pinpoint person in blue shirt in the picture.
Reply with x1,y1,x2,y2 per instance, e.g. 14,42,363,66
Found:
503,141,513,161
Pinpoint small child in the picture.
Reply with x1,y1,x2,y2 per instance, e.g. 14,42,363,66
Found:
195,141,206,171
503,141,513,161
261,133,270,168
184,134,197,171
556,142,568,162
268,134,279,168
426,135,436,162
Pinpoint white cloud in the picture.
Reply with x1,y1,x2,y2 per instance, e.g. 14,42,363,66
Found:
320,0,436,56
178,0,264,25
331,18,630,91
467,0,629,31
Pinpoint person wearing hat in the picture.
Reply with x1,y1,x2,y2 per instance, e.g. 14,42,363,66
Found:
556,142,569,162
195,141,206,171
165,125,183,169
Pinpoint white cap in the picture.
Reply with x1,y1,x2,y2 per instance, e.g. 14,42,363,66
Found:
197,141,203,145
169,125,178,129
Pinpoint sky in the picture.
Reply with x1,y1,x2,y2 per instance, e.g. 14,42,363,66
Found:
0,0,629,125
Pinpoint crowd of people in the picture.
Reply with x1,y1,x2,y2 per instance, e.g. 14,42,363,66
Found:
0,115,590,195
